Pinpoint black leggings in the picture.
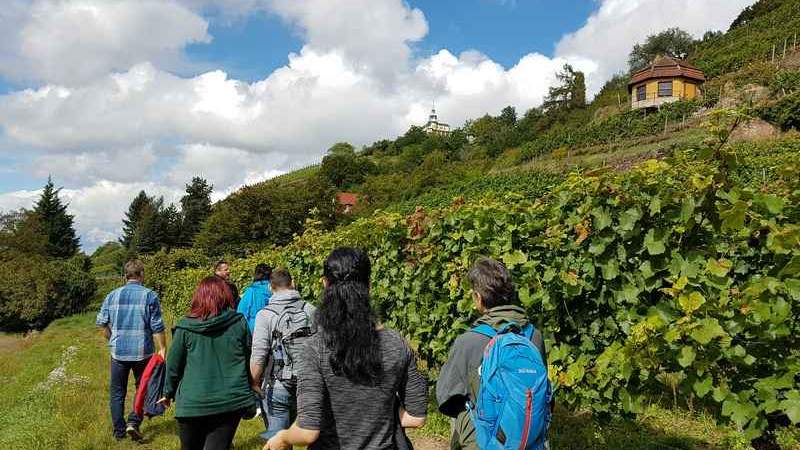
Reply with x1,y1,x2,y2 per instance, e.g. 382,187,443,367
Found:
177,410,243,450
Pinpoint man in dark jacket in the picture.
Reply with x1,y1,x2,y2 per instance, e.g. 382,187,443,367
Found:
214,260,240,308
436,257,548,450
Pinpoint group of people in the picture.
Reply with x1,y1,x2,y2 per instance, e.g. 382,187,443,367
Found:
96,248,550,450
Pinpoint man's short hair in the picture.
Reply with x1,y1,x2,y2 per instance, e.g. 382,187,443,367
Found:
467,257,517,309
214,260,228,271
270,268,293,289
254,264,273,282
124,259,145,280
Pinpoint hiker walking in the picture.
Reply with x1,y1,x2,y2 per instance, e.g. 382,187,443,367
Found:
250,268,315,440
264,247,428,450
96,259,167,441
436,257,552,449
237,263,273,333
214,259,240,308
158,276,256,450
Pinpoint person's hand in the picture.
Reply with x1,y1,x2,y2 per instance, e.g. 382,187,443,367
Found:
251,383,264,398
158,348,166,360
156,397,171,408
264,432,290,450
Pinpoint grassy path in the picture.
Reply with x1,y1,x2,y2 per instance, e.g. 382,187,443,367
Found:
0,313,780,450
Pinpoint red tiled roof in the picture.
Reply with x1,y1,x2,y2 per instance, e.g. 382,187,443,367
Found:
336,192,359,206
628,55,705,89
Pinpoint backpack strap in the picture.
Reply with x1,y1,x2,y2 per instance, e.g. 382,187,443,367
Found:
472,322,535,339
471,324,497,338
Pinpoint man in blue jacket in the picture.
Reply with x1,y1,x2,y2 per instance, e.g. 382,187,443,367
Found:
237,264,273,333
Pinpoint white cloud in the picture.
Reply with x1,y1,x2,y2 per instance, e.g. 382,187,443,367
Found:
166,143,287,200
0,0,210,85
31,145,159,184
266,0,428,83
555,0,755,95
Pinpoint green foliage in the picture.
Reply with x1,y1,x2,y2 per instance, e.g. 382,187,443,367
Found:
180,177,213,246
543,64,586,113
628,27,695,72
520,100,700,161
0,209,48,259
729,0,787,30
0,254,96,331
33,177,79,258
120,190,176,254
153,135,800,440
194,175,337,256
89,241,126,277
761,92,800,130
692,0,800,78
319,142,377,189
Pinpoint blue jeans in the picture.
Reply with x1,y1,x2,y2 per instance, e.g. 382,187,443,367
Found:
109,357,149,438
260,380,295,440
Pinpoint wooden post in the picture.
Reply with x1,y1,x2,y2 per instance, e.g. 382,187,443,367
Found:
784,38,788,58
617,92,621,106
772,44,776,62
794,33,797,50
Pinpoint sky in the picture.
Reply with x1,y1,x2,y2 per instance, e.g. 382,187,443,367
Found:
0,0,755,252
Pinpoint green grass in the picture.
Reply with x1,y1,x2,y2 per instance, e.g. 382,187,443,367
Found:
5,312,792,450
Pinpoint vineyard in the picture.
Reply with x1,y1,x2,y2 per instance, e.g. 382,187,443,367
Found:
145,132,800,443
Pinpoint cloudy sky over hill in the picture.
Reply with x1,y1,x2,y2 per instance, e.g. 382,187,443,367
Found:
0,0,754,251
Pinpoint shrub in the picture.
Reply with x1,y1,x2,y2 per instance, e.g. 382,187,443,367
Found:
0,255,96,331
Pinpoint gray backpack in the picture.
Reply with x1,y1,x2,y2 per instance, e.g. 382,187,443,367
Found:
265,302,315,391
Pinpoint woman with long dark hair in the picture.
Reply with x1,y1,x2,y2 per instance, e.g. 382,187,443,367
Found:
265,247,428,450
158,276,255,450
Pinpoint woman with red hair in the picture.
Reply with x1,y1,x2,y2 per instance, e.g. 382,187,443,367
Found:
158,276,255,450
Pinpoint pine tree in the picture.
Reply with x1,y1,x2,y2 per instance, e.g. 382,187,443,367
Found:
180,177,213,246
161,203,183,251
542,64,586,113
120,191,151,249
132,196,165,254
33,177,79,258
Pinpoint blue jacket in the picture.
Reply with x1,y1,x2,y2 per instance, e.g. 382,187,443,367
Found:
237,280,272,333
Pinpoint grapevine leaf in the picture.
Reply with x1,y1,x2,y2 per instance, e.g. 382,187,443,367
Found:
690,318,725,345
502,250,527,268
619,207,642,232
678,291,705,314
678,346,696,368
720,200,747,231
644,229,666,255
781,391,800,424
706,258,732,277
754,193,785,215
591,207,612,231
693,376,713,398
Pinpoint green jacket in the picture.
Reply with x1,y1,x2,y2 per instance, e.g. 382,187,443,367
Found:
164,309,254,418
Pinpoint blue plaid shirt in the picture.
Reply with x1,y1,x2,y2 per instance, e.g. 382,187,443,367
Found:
96,281,165,361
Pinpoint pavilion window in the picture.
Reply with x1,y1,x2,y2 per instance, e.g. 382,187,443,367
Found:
658,81,673,97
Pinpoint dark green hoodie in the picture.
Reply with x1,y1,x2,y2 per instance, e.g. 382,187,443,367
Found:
164,309,254,418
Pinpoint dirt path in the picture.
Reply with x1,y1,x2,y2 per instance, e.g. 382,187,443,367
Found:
410,434,449,450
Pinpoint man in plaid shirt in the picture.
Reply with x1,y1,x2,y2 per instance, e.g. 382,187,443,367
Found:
96,259,167,441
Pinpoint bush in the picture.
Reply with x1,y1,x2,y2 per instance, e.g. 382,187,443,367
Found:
0,255,96,331
760,92,800,130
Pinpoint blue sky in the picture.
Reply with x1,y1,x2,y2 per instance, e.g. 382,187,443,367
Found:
179,0,598,82
0,0,753,251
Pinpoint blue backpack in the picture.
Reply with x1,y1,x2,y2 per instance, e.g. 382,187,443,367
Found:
468,323,551,450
